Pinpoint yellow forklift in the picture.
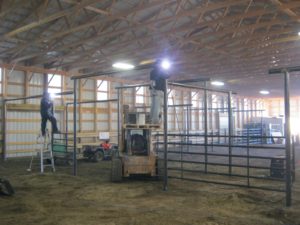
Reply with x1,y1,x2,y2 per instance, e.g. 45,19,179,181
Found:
111,59,169,182
111,110,161,181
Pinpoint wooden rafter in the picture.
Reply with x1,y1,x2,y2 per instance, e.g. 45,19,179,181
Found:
0,0,300,96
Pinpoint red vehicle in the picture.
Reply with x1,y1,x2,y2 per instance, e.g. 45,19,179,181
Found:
83,141,117,162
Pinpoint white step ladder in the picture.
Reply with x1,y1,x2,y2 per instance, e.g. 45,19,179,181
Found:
27,129,55,173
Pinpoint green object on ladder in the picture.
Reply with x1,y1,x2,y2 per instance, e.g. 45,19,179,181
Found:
52,143,67,153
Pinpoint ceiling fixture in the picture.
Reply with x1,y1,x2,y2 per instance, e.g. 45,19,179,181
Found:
112,62,135,70
139,59,155,65
211,81,224,86
259,90,270,95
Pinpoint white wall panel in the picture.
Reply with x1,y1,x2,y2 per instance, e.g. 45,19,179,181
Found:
7,84,24,95
97,122,108,130
8,70,25,82
82,113,94,120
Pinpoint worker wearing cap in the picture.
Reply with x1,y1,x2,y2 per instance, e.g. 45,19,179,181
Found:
101,140,111,151
40,91,60,136
149,61,169,124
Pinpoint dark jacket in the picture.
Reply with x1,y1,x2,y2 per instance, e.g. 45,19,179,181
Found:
40,96,54,117
150,67,169,92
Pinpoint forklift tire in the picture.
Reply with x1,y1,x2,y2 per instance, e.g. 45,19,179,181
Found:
111,158,122,182
156,159,165,180
0,179,15,196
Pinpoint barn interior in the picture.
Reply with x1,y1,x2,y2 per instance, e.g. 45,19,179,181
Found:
0,1,300,225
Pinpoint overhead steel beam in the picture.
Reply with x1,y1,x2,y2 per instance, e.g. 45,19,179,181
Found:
71,64,153,80
269,66,300,74
176,78,211,83
4,91,73,102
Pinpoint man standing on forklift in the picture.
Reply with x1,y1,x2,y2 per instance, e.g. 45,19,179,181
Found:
149,59,170,124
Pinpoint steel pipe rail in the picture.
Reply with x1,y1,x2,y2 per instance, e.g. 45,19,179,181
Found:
269,66,300,74
168,82,235,94
168,168,285,182
169,176,284,193
71,64,153,80
154,133,285,139
4,91,74,102
157,150,286,160
268,67,294,206
115,83,151,89
155,141,286,149
66,99,118,105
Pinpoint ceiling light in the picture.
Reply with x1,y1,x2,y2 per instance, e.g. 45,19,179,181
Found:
160,59,171,70
259,90,270,95
112,62,135,70
211,81,224,86
298,31,300,36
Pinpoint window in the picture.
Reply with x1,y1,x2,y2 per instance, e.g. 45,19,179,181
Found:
168,89,174,105
191,91,199,107
48,74,62,98
97,80,108,100
136,86,144,104
212,94,217,108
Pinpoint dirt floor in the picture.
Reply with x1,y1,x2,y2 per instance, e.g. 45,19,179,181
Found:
0,150,300,225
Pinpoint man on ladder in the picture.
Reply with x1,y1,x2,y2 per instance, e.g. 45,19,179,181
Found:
27,91,59,173
40,91,60,136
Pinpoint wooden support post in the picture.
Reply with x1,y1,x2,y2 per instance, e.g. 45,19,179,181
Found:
3,68,7,99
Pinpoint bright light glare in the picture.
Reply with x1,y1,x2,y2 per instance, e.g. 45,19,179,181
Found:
49,92,56,99
211,81,224,86
291,118,300,135
298,31,300,36
259,90,270,95
112,62,135,70
160,59,171,70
